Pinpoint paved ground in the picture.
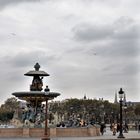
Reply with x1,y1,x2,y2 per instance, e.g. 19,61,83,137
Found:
51,130,140,140
0,130,139,140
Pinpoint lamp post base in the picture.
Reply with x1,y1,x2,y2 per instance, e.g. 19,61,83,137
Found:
123,130,128,133
41,136,50,140
117,133,125,138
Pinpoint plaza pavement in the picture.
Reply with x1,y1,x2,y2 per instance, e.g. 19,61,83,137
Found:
0,130,139,140
51,130,140,140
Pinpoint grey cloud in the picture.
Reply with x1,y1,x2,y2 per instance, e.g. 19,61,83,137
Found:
72,17,139,42
102,61,139,76
73,17,140,60
72,23,113,41
0,50,60,94
113,28,138,40
110,41,139,57
123,63,140,75
96,41,139,58
114,16,134,27
81,38,139,61
113,17,139,40
2,50,60,69
0,0,43,9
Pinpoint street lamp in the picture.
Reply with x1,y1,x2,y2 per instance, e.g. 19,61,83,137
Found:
100,104,105,123
118,88,125,138
123,103,128,133
42,99,50,140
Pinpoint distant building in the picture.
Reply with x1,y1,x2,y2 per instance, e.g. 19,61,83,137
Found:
84,94,87,100
123,93,126,104
113,91,140,107
114,92,118,104
126,101,140,107
99,98,104,101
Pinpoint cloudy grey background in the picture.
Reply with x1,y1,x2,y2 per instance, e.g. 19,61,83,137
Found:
0,0,139,104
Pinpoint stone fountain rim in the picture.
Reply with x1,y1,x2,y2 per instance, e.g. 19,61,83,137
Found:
12,91,60,98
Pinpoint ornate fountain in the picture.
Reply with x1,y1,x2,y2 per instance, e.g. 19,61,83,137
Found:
12,63,60,140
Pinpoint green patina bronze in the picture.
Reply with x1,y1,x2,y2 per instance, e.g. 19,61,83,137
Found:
12,63,60,128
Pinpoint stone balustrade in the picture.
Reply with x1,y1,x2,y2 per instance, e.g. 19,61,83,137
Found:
0,127,100,137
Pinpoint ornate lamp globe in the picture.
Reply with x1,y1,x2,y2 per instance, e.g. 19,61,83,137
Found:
118,88,124,100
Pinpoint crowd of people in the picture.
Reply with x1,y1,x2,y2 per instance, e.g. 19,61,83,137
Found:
100,122,129,136
56,119,140,136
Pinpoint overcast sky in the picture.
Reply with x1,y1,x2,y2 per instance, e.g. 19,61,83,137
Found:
0,0,139,104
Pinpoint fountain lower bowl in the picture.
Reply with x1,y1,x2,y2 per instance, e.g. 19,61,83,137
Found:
12,91,60,102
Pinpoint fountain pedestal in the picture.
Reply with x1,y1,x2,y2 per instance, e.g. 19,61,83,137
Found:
12,63,60,140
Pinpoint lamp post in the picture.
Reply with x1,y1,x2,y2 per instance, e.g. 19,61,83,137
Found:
123,103,128,133
111,111,114,124
118,88,125,138
100,104,105,123
42,99,50,140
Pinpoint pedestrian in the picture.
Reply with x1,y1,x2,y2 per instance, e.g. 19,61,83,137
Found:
135,122,138,131
112,123,117,136
117,123,120,133
124,123,128,132
110,123,112,131
138,123,140,133
100,122,106,135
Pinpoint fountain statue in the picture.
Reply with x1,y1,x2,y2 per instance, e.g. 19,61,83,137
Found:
12,63,60,129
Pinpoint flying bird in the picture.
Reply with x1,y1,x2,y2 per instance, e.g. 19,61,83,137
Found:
11,33,16,36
